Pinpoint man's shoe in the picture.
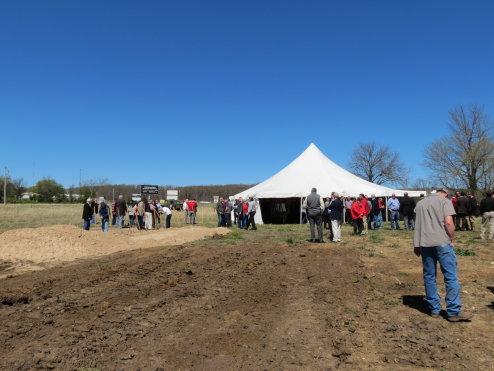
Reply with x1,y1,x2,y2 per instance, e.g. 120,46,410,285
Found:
314,239,320,243
447,312,473,322
309,239,316,243
430,312,441,319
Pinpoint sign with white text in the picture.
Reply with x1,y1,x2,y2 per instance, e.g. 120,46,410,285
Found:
140,185,159,194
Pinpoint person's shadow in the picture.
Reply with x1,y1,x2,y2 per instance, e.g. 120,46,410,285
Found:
488,286,494,310
402,295,430,315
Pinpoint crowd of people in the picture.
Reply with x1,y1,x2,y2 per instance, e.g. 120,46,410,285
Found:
214,197,257,230
82,195,173,231
303,188,494,243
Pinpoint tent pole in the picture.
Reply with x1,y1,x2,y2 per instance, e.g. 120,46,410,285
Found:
300,197,303,224
385,196,389,227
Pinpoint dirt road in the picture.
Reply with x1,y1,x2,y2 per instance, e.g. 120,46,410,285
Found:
1,227,493,370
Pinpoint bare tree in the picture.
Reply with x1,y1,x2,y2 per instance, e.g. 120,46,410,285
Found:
348,142,407,186
83,178,110,196
423,104,494,193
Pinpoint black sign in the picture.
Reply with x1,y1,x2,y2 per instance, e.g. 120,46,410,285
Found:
140,185,159,194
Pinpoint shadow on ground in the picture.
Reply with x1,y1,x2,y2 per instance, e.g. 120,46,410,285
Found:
402,295,429,315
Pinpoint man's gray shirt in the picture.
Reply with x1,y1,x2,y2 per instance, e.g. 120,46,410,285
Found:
414,194,456,248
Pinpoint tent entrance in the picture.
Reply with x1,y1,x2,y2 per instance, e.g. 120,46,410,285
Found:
259,198,301,224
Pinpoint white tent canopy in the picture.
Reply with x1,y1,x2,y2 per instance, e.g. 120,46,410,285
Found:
234,143,424,224
236,143,424,199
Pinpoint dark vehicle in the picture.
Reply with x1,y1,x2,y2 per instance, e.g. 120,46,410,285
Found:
169,200,183,211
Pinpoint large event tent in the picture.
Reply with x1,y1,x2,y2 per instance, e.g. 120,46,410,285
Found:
234,143,424,224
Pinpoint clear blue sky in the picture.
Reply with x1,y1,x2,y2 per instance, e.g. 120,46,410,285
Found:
1,1,493,188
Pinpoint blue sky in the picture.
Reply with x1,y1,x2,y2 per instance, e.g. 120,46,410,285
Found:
1,1,493,188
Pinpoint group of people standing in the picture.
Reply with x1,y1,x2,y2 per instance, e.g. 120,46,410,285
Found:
82,195,173,231
303,188,491,243
215,197,257,230
303,188,343,243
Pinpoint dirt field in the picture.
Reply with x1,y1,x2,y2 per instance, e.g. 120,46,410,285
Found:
1,223,493,370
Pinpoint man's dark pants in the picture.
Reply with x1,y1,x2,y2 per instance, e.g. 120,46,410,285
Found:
308,213,323,241
246,211,256,230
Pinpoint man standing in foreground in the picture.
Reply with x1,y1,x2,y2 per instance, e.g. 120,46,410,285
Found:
303,188,324,243
413,189,473,322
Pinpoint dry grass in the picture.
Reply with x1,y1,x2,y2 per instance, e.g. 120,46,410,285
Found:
0,203,219,234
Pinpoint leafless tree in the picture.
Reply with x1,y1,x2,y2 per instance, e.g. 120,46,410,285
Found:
83,178,110,195
348,142,407,186
412,178,434,191
423,104,494,193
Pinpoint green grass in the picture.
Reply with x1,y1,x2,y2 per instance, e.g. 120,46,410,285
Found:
384,298,398,305
455,247,476,256
368,233,385,244
226,230,244,240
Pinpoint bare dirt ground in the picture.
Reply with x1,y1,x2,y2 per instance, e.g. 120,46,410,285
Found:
0,224,493,370
0,225,229,277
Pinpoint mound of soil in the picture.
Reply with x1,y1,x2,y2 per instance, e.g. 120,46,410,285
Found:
0,225,229,277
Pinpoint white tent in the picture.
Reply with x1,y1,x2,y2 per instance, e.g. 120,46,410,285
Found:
235,143,425,224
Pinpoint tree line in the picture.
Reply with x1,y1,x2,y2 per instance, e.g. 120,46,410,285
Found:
0,178,254,203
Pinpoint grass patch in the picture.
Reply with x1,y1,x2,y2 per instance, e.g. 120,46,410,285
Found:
226,230,244,240
384,298,398,305
463,236,479,245
368,234,385,244
387,243,401,249
285,237,294,244
219,239,237,245
455,248,476,256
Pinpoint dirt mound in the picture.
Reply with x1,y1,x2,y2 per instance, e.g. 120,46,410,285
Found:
0,225,229,277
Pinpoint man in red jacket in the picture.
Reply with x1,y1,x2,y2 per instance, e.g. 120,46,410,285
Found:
186,199,198,224
351,198,364,235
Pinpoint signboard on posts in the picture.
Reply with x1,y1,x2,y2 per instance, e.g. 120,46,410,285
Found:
140,185,159,194
167,190,178,200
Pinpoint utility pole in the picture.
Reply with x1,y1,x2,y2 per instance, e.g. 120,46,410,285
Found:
3,167,9,205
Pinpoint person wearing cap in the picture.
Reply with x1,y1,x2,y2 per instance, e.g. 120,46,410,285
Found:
82,198,93,231
413,189,473,322
99,201,110,232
